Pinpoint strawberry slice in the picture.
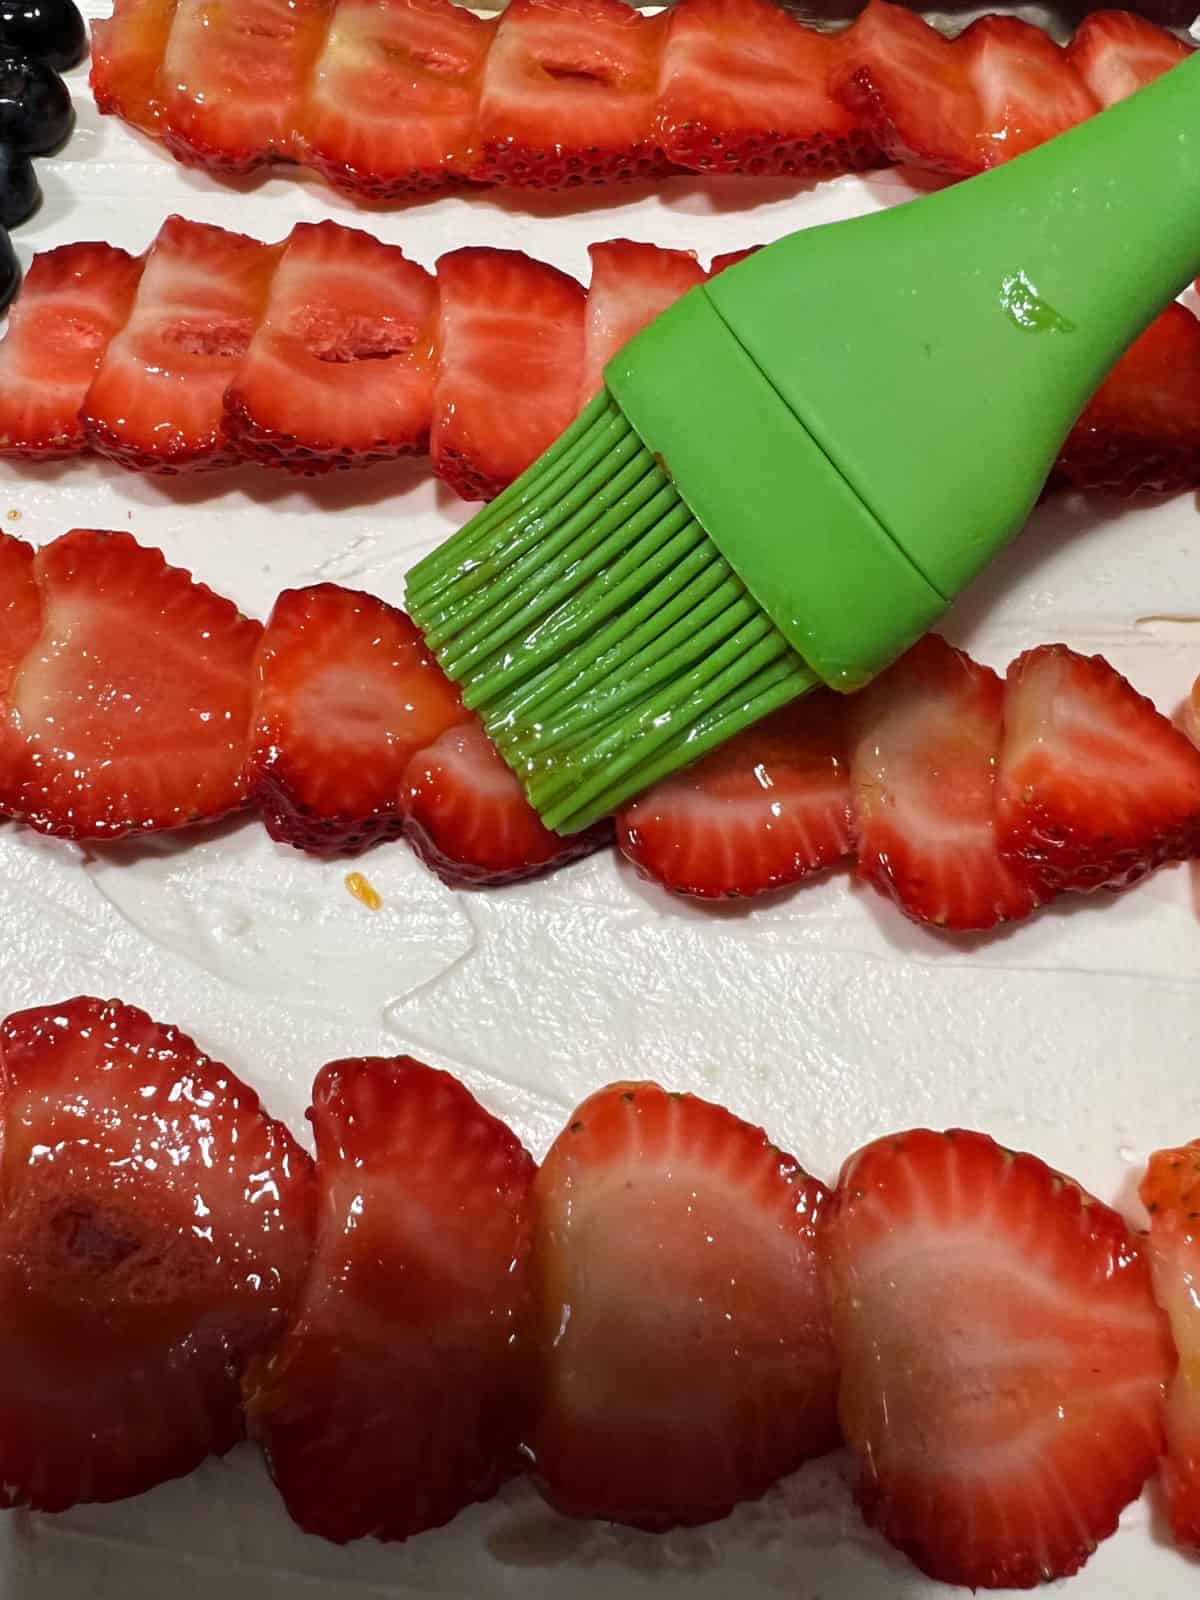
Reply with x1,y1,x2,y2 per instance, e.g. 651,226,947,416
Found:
708,245,763,276
403,719,608,885
245,1055,535,1543
850,634,1044,931
826,1127,1173,1589
431,247,585,501
1067,10,1193,108
581,238,703,402
616,693,854,899
223,222,437,473
997,643,1200,893
0,529,261,840
0,535,38,768
298,0,493,198
659,0,879,178
0,243,143,460
526,1081,839,1528
0,995,315,1511
249,584,466,855
1055,303,1200,497
82,216,277,473
90,0,177,135
159,0,331,174
958,15,1098,165
1140,1141,1200,1552
476,0,667,189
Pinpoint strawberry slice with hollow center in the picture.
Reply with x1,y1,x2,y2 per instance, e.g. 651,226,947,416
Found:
224,221,437,472
997,643,1200,893
580,238,703,403
90,0,179,134
82,216,277,473
160,0,332,173
0,243,144,459
659,0,879,177
2,529,261,840
245,1056,535,1544
850,633,1044,931
1066,10,1193,107
476,0,667,189
0,994,315,1512
298,0,493,197
617,692,854,899
525,1081,840,1529
249,583,466,856
826,1127,1174,1590
431,246,585,501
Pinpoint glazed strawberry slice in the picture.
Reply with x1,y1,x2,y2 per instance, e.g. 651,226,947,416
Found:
403,719,608,885
0,534,38,781
90,0,177,135
659,0,878,178
826,1128,1173,1589
431,247,585,500
160,0,332,173
997,643,1200,893
249,584,466,855
0,529,261,840
616,693,854,899
245,1056,535,1543
476,0,667,189
526,1082,839,1528
0,243,143,459
1055,303,1200,497
223,222,437,473
82,216,277,473
0,995,315,1512
958,15,1098,164
580,238,703,401
298,0,493,198
850,634,1044,931
1140,1141,1200,1551
1067,10,1193,107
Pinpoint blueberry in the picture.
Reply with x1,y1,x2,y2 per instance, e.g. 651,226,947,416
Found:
0,225,19,311
0,53,71,154
0,0,85,72
0,144,37,226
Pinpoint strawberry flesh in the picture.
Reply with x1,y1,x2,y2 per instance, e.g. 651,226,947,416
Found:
249,583,466,855
224,221,438,472
526,1081,840,1528
1066,9,1193,107
89,0,178,134
0,534,38,775
580,237,704,402
245,1055,535,1543
826,1127,1174,1589
0,995,315,1511
958,15,1097,164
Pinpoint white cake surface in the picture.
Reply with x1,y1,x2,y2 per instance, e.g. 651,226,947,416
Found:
4,11,1200,1595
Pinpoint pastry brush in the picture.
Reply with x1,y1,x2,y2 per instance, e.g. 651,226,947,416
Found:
407,54,1200,835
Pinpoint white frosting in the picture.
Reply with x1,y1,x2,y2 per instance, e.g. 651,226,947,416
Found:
4,14,1200,1594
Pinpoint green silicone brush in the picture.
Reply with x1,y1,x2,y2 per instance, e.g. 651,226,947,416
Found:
408,53,1200,835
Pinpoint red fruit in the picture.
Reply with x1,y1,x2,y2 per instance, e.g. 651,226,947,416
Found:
0,529,261,841
249,584,466,856
658,0,879,177
826,1127,1173,1589
997,643,1200,893
224,222,437,473
580,238,703,401
957,15,1098,164
82,217,278,473
90,0,177,134
708,245,762,276
0,535,38,762
0,995,315,1512
1056,303,1200,497
0,243,144,459
245,1056,535,1543
476,0,667,189
1067,10,1193,107
431,247,585,500
160,0,332,173
617,693,854,899
850,634,1044,931
1139,1142,1200,1551
403,719,607,885
526,1082,839,1529
298,0,493,197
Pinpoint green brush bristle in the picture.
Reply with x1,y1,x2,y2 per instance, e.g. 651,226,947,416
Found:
406,393,815,834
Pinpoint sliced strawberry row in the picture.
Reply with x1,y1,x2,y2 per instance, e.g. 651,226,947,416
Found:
5,217,1200,502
